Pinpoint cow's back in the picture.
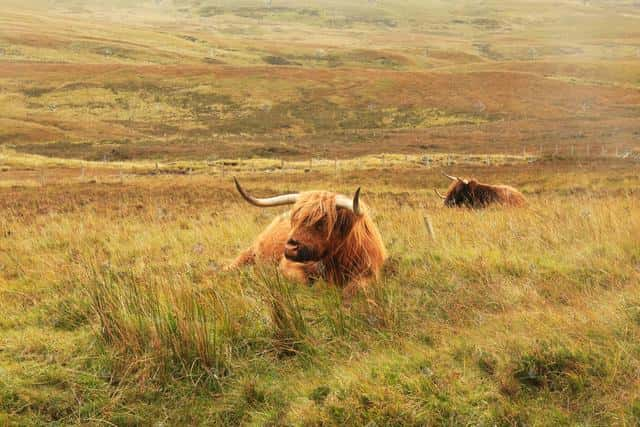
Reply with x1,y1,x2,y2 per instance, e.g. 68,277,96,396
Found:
254,212,291,263
496,185,526,206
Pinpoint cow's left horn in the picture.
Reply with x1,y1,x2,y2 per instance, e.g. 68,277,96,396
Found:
434,189,446,199
336,187,361,215
233,177,299,207
442,172,458,181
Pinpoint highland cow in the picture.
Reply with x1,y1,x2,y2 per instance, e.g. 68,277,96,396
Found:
226,178,387,297
435,173,526,208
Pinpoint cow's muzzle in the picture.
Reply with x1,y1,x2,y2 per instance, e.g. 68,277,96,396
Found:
284,239,316,262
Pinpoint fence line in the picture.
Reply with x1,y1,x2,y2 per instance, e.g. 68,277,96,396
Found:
15,144,637,188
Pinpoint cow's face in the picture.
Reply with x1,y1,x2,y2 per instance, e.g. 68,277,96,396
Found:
445,179,477,207
231,179,361,262
285,194,356,263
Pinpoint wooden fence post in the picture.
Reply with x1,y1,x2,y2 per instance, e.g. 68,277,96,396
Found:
424,215,436,241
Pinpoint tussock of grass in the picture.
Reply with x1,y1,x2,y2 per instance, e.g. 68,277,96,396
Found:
254,270,312,357
87,266,233,388
511,343,603,394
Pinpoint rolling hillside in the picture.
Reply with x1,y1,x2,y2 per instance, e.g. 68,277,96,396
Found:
1,0,639,160
1,1,640,425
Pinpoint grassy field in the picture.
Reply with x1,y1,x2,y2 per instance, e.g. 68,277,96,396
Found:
1,157,640,425
2,0,640,425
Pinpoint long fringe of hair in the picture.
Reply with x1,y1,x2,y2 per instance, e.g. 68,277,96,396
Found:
290,192,387,286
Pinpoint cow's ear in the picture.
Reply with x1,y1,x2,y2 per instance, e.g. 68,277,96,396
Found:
467,180,478,188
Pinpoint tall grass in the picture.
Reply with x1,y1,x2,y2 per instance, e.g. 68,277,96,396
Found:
253,269,312,357
2,164,640,424
87,265,233,387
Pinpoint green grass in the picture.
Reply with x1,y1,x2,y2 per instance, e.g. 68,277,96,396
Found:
1,163,639,424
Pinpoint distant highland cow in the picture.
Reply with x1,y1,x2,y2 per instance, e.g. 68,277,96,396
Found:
226,178,387,297
435,173,526,208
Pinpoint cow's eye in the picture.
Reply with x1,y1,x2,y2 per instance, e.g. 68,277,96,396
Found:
314,219,325,231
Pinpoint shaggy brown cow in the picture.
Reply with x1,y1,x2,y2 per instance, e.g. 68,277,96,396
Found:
435,173,526,208
226,178,387,296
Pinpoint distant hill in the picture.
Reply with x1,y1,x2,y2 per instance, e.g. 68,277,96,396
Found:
1,0,639,160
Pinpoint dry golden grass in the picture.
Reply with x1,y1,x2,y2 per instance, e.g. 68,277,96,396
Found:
1,158,639,425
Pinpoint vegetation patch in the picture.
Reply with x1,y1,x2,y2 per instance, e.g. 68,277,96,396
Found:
262,55,300,66
86,266,237,387
511,343,606,395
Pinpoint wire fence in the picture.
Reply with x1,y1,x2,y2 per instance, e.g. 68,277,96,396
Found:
1,143,638,187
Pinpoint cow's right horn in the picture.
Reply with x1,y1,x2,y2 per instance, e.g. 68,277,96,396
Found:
233,177,299,207
442,172,459,181
336,187,361,215
434,189,446,199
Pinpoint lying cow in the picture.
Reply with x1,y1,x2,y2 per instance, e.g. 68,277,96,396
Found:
226,178,387,297
435,173,526,208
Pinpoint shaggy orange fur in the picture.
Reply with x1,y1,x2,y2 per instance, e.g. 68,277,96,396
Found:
442,179,526,208
227,191,387,296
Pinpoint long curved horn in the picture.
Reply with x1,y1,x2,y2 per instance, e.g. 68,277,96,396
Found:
233,177,299,207
442,172,458,181
336,187,361,215
434,189,446,199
